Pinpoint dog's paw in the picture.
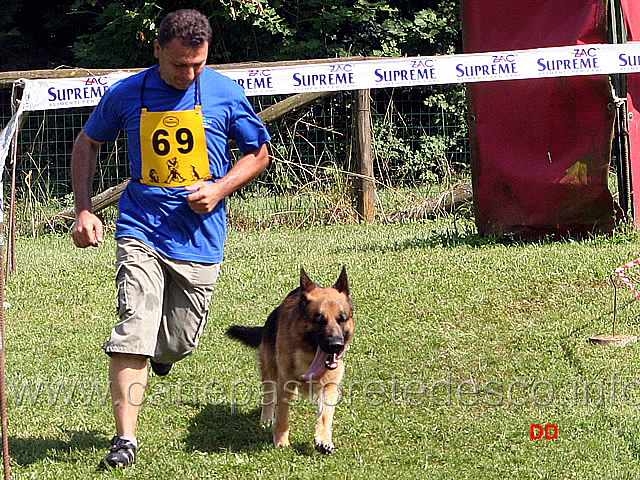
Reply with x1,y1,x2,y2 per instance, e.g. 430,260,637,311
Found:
314,438,335,455
273,432,290,447
260,404,275,425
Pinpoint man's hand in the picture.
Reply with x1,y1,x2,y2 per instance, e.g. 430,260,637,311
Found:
184,181,222,214
184,144,269,215
72,210,104,247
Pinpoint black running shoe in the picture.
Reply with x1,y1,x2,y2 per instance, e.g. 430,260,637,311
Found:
150,359,173,376
99,436,136,469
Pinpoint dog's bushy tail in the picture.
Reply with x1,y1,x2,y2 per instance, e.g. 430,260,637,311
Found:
226,326,263,348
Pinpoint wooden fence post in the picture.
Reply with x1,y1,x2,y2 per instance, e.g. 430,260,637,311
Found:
354,89,375,222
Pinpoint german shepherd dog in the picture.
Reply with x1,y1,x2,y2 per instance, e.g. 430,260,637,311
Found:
226,267,354,454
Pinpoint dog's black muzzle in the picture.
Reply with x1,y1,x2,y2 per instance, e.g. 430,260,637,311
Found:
324,337,344,355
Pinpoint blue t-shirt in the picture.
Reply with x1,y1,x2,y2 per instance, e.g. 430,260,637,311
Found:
83,66,271,263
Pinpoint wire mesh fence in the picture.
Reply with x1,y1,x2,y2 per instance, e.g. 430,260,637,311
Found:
0,82,470,228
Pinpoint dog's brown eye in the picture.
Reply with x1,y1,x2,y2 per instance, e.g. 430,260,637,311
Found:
338,312,348,324
313,313,326,325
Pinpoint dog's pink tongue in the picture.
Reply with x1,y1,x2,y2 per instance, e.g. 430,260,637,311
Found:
300,346,329,381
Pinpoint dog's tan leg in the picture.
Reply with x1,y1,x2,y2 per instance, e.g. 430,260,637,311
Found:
314,382,339,454
261,379,276,425
259,346,278,426
273,379,297,447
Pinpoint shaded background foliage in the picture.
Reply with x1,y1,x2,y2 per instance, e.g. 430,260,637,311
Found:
0,0,461,70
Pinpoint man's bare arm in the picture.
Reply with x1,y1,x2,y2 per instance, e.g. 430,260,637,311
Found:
71,129,105,247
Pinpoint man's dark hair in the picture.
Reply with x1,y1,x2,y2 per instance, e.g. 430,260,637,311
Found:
157,9,212,47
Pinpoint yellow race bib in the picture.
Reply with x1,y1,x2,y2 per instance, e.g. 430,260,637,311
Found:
139,105,209,187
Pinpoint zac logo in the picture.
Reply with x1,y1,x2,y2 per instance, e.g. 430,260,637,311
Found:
492,54,515,63
329,64,353,73
84,77,108,86
410,59,435,68
248,69,271,77
573,47,597,57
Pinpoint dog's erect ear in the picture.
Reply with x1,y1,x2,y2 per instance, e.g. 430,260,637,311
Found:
333,266,349,295
300,267,315,293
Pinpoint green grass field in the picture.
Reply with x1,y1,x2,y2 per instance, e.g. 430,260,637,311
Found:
4,216,640,479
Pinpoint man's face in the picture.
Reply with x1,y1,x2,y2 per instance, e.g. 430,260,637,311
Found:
154,37,208,90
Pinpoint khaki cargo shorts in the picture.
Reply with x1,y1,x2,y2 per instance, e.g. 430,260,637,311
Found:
102,237,220,363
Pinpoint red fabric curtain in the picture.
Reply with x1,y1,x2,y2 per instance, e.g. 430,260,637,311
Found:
622,0,640,227
461,1,620,237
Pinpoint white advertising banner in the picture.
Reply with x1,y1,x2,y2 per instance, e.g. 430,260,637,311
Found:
19,71,133,111
222,43,640,95
12,42,640,112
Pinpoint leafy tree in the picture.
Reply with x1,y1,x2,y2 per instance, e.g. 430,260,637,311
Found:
0,0,93,70
1,0,461,69
69,0,161,67
207,0,462,63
